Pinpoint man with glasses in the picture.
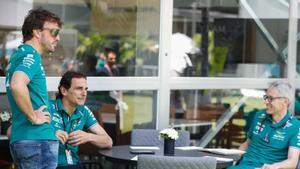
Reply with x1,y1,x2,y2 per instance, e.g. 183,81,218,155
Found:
5,8,62,169
229,81,300,169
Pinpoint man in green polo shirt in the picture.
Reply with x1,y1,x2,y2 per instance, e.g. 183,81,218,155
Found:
229,81,300,169
5,8,62,169
50,71,112,169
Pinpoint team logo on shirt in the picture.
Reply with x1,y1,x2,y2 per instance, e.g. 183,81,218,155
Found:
52,112,63,128
253,121,265,135
22,54,35,68
272,131,285,141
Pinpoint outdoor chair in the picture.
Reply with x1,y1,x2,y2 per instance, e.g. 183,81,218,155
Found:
137,155,217,169
81,161,103,169
131,129,190,147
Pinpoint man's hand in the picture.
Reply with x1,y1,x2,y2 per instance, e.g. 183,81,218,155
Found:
68,130,91,146
29,105,51,125
56,130,69,144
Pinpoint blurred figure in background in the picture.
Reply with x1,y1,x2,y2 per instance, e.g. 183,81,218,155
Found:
95,49,106,71
98,49,119,76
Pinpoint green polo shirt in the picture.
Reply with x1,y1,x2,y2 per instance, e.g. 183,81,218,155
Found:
238,110,300,168
5,44,57,143
50,99,98,167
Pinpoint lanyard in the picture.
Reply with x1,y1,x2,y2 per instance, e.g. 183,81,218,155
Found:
55,102,78,150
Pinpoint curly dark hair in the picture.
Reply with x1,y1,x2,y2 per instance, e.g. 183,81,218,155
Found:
57,71,87,99
22,7,62,43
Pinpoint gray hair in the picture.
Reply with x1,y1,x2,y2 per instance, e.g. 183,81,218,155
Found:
268,81,292,103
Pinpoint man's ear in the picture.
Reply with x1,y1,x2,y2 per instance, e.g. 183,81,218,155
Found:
285,98,291,106
60,87,68,96
32,29,41,39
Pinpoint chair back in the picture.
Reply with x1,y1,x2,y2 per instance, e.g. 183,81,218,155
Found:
175,130,190,146
137,155,217,169
131,129,190,146
81,161,103,169
131,129,162,146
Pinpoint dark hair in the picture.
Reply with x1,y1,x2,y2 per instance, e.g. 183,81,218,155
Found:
104,48,117,58
22,7,62,43
57,71,87,99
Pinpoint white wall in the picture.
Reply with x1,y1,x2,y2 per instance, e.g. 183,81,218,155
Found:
0,0,32,28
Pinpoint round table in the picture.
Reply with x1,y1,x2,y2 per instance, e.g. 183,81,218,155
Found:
99,145,239,169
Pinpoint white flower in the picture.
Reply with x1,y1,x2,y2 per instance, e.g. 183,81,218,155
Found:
0,111,11,122
159,128,179,140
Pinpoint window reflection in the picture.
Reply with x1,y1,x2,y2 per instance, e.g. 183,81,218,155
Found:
170,89,266,148
170,88,300,148
172,0,289,78
0,0,160,77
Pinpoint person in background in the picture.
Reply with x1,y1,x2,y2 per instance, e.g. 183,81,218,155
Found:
5,7,61,169
95,49,106,71
229,81,300,169
98,49,119,76
84,55,98,76
50,71,112,169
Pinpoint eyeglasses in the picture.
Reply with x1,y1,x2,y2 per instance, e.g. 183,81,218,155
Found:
263,95,286,102
42,28,60,37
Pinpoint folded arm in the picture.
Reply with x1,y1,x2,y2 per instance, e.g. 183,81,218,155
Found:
68,124,113,148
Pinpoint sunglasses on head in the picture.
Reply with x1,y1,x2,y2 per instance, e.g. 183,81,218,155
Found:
42,28,60,37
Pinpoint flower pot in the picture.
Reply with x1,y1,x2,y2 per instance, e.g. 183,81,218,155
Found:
164,139,175,156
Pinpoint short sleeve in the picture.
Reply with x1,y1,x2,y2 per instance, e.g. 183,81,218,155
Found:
289,121,300,149
83,106,98,129
15,53,40,80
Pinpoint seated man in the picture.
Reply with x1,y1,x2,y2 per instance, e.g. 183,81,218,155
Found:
50,71,113,169
229,81,300,169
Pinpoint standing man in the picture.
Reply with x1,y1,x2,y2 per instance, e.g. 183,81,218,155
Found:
229,81,300,169
5,8,62,169
51,71,112,168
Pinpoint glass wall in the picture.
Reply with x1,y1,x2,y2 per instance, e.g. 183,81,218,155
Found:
171,0,289,78
169,0,298,148
170,88,267,147
0,0,160,77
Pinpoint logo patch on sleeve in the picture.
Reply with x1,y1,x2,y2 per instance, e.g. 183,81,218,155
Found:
22,54,35,68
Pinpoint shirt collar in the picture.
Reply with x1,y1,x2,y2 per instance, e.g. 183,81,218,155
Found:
20,44,38,54
55,98,82,120
265,110,291,128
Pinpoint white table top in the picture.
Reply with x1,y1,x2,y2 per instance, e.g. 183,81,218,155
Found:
0,135,8,140
170,118,212,128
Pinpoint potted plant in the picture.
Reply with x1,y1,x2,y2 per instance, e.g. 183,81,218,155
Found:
159,128,179,156
0,110,11,135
